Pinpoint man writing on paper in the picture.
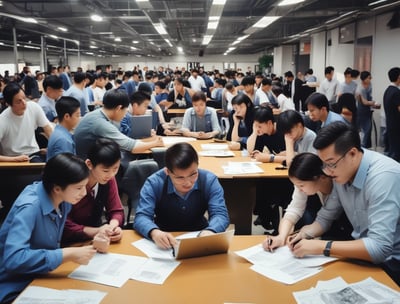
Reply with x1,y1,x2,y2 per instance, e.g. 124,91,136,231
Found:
133,142,229,249
289,122,400,286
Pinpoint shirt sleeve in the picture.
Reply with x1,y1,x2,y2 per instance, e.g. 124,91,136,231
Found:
3,203,63,274
210,109,221,133
104,178,125,227
315,184,343,233
94,118,136,152
119,114,131,136
283,187,309,224
204,173,230,233
133,175,162,239
32,101,51,128
181,109,192,131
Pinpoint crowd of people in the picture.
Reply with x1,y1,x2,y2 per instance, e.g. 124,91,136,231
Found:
0,63,399,302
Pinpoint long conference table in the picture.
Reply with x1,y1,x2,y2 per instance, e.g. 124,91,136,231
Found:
23,232,399,304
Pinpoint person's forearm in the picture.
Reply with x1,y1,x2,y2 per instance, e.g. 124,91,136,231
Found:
323,239,372,261
83,226,100,238
131,139,160,153
231,123,241,142
278,218,295,242
246,132,257,153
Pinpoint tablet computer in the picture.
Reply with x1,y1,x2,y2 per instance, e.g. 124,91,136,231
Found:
129,115,152,139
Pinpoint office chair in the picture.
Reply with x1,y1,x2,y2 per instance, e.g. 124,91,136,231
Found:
120,159,159,227
151,147,167,169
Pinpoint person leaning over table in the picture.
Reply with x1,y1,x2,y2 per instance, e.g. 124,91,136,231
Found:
133,142,230,249
180,91,221,139
62,138,124,245
0,153,96,304
288,122,400,286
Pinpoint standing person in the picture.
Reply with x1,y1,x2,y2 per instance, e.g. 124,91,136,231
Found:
133,143,230,249
46,96,81,161
356,71,380,148
181,91,221,139
62,139,124,244
337,67,357,97
319,66,339,105
188,68,206,92
38,75,64,122
383,67,400,162
0,153,96,303
288,122,400,286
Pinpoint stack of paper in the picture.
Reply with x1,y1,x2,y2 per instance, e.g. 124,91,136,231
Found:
293,276,400,304
198,143,235,157
222,162,264,174
235,244,337,285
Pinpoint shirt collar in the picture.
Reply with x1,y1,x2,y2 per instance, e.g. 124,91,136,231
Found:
351,148,368,190
167,176,199,199
37,182,57,216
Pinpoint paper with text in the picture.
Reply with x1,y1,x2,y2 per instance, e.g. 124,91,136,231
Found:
222,162,264,175
130,258,181,284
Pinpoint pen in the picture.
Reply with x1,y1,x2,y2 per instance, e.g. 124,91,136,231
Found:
169,240,175,257
268,238,274,253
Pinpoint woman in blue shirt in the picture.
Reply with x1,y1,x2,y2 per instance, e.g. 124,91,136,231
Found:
0,153,96,303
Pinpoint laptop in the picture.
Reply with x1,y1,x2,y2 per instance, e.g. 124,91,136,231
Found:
173,228,235,259
129,114,153,139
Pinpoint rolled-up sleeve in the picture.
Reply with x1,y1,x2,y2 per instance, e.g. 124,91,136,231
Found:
283,187,308,224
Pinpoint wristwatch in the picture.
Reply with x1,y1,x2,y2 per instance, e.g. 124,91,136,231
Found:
323,240,333,257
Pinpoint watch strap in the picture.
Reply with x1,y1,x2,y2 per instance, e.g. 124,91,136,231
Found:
323,240,333,257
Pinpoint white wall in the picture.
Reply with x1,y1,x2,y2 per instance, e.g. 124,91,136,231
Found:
310,31,326,82
273,45,295,76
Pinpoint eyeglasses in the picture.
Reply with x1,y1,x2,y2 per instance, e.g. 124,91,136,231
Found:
321,149,350,172
170,170,198,184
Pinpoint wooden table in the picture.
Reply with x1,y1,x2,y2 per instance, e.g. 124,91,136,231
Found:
25,232,399,304
192,140,288,235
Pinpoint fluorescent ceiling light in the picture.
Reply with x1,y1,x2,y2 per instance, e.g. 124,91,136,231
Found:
368,0,387,5
0,12,38,23
278,0,305,6
57,27,67,32
90,45,98,49
209,16,220,21
252,16,280,28
213,0,226,5
238,34,249,41
165,39,173,47
202,35,213,45
49,34,59,39
114,37,121,42
136,0,149,2
91,14,103,22
177,46,183,53
154,23,167,35
207,21,219,29
131,46,138,50
132,40,139,44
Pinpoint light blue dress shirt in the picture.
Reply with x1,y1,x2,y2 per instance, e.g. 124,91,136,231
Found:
46,124,75,161
316,149,400,266
0,182,71,303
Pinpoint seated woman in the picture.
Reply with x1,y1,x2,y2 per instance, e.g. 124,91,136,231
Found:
181,91,221,139
226,94,255,150
62,138,124,244
133,142,230,249
0,153,96,304
161,77,193,110
263,153,351,252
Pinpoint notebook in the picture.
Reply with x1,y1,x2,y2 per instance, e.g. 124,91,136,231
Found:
129,114,153,139
173,228,235,259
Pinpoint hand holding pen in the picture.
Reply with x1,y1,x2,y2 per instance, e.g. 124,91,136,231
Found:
262,234,285,253
150,229,177,251
287,229,314,251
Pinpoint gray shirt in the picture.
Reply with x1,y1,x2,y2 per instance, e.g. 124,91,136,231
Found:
74,109,136,159
295,127,316,154
316,149,400,265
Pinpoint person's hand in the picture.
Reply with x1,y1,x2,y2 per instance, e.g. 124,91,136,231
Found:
284,133,295,147
233,113,241,124
13,155,30,162
150,129,156,137
64,245,96,265
197,131,211,139
150,229,177,249
287,228,314,250
93,233,110,253
197,230,214,237
153,136,164,147
228,141,241,150
290,239,325,258
262,234,286,252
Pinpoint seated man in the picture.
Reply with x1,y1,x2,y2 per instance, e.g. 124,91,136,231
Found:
0,83,52,162
62,138,124,244
47,96,81,161
38,75,64,122
133,142,230,249
74,88,164,160
181,91,221,139
289,122,400,286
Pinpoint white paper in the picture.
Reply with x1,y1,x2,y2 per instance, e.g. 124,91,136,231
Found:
132,238,175,260
130,258,180,284
201,143,229,150
222,162,264,175
198,150,235,157
68,252,147,287
235,244,337,285
293,276,400,304
161,136,196,146
14,286,107,304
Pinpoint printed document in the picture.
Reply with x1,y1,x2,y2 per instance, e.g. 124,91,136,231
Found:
222,162,264,175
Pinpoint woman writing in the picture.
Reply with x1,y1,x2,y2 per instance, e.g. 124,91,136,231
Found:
0,153,96,303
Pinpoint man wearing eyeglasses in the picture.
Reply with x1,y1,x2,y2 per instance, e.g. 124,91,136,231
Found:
133,142,230,249
289,121,400,286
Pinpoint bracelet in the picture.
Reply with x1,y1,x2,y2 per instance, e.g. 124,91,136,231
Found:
269,154,275,163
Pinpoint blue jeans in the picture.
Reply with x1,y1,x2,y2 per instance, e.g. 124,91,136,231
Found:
357,111,373,148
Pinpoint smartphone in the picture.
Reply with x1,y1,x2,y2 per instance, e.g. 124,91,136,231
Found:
275,166,287,170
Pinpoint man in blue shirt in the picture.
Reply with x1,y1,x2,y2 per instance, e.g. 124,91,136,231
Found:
133,142,230,249
289,122,400,286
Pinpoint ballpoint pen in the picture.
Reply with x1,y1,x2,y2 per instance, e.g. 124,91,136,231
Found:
268,238,274,253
